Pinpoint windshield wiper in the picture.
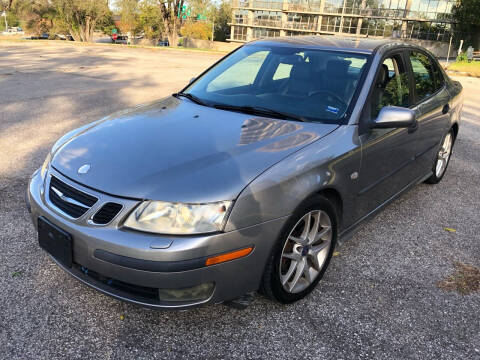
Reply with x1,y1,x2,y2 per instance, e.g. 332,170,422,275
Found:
213,104,306,122
172,92,208,106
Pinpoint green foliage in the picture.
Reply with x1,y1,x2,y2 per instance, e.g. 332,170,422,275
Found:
115,0,138,35
180,20,211,40
212,0,231,42
456,52,468,62
52,0,111,41
452,0,480,48
138,0,163,40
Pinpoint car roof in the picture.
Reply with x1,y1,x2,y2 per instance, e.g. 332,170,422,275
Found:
247,36,406,54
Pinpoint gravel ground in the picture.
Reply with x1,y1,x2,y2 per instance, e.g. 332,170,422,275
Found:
0,41,479,360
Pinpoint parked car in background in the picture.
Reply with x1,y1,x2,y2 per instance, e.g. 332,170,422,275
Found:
27,37,463,310
111,34,128,44
2,26,24,35
55,33,74,41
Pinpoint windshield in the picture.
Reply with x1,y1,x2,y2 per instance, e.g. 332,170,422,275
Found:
184,44,369,123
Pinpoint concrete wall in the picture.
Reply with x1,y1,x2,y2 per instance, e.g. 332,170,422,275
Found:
401,38,457,58
183,38,242,52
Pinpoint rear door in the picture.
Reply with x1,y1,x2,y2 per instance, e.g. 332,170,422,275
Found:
356,50,418,218
406,50,451,176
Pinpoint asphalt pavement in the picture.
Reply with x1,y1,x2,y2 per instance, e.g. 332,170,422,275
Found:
0,41,479,360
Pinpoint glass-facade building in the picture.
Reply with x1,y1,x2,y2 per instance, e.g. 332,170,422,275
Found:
229,0,456,43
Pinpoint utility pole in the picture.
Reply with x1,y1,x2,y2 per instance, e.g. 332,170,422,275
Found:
211,20,214,42
1,10,7,32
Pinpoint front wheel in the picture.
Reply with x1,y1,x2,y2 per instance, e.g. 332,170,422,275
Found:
260,195,337,304
425,129,454,184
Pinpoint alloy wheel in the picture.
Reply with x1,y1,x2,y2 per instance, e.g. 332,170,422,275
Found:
436,132,452,178
279,210,332,294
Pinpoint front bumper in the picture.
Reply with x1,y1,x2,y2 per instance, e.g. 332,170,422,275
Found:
27,168,287,309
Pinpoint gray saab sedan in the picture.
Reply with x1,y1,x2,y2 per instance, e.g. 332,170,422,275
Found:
27,37,463,309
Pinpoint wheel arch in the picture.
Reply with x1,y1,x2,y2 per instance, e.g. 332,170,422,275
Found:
316,187,343,229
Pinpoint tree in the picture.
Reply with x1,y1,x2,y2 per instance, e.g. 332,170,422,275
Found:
115,0,139,37
158,0,184,46
52,0,110,42
10,0,58,35
138,0,163,40
212,0,231,42
452,0,480,48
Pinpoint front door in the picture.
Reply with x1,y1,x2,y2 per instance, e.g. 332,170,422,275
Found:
356,51,418,219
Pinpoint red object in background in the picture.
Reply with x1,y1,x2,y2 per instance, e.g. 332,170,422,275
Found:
112,34,118,41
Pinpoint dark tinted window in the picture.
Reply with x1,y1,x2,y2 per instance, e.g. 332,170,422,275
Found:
432,60,445,90
371,55,411,119
409,51,436,102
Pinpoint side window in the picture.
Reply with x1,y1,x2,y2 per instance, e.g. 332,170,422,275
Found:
371,55,411,119
409,51,436,102
206,51,268,92
272,63,293,80
432,60,445,90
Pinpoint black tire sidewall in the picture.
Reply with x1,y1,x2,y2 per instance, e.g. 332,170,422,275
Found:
267,195,338,304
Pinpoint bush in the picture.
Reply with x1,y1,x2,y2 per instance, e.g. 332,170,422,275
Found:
456,52,468,62
180,21,212,40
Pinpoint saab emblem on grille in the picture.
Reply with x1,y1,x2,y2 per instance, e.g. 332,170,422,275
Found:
78,164,91,175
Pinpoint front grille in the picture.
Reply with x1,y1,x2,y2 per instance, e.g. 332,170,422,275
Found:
49,176,97,218
92,202,123,224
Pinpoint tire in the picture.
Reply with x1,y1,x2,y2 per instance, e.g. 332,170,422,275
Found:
260,195,338,304
425,129,454,184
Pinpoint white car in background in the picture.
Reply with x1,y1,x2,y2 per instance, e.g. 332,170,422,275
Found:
2,27,24,36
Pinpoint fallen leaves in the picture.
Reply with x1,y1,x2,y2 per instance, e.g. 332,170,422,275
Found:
437,262,480,295
444,227,457,233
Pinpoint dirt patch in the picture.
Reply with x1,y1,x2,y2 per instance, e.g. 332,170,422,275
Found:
437,262,480,295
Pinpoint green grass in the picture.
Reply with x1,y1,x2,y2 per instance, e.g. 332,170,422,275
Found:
447,61,480,76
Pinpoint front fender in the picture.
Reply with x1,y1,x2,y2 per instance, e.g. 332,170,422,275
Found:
225,125,362,232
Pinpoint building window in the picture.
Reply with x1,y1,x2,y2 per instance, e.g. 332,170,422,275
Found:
321,16,341,32
234,10,249,24
341,17,359,34
233,26,248,41
251,0,283,10
288,0,322,12
253,10,282,27
253,27,280,38
324,0,345,14
286,13,318,31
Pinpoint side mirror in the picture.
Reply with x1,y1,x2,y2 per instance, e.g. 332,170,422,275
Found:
189,77,196,84
371,106,416,129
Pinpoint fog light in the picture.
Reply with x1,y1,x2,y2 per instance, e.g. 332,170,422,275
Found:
158,282,214,302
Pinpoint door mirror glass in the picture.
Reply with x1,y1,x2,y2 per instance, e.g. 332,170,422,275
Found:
371,106,416,129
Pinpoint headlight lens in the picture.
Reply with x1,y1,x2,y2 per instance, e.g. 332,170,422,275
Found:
123,200,232,235
40,153,52,181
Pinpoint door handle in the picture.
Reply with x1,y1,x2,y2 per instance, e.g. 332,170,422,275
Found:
442,103,450,114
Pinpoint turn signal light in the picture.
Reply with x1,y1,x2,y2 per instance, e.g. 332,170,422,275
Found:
205,247,253,266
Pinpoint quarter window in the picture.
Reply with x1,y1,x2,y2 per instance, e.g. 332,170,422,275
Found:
409,51,436,102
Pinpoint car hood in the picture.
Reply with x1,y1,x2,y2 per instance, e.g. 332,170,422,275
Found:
51,97,338,202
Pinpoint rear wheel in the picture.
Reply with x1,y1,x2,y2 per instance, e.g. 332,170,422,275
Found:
260,195,337,304
425,129,454,184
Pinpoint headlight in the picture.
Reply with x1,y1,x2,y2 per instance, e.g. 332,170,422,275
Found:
123,200,233,235
40,152,52,181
